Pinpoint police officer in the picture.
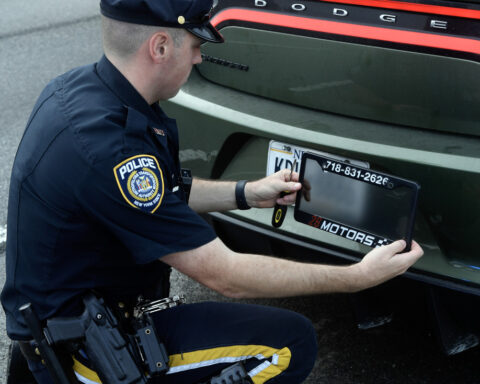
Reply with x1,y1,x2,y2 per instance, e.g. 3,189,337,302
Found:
1,0,423,383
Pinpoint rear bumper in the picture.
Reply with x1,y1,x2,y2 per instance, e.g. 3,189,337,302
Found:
209,211,480,297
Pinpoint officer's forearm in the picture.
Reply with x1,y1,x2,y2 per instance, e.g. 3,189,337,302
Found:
213,252,362,298
215,241,421,298
163,238,422,298
163,238,365,298
188,178,237,213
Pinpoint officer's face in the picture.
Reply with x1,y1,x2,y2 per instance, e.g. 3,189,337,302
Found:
163,33,203,99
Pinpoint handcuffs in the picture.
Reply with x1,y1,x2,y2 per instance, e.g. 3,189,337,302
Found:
134,295,185,319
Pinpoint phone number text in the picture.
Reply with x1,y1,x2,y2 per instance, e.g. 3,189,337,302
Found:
324,161,390,186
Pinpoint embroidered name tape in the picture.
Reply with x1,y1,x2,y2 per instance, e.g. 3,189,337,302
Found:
114,155,164,213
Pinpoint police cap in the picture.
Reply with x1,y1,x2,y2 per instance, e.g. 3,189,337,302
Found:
100,0,224,43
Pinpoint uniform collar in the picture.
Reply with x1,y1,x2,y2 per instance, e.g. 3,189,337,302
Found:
96,55,159,122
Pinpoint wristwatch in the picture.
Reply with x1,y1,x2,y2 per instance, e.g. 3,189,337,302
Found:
235,180,251,210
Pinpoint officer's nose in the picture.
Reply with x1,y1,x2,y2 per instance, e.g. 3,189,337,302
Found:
192,44,203,65
193,51,202,65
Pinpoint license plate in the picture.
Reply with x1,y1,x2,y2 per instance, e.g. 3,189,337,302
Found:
266,140,369,176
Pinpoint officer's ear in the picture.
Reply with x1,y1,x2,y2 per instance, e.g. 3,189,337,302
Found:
149,31,171,63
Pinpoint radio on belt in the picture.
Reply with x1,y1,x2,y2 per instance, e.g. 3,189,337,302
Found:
294,152,420,251
180,168,192,203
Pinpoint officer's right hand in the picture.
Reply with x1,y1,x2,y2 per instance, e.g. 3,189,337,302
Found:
353,240,423,291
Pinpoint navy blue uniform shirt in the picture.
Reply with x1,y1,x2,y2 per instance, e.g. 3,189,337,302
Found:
1,56,216,339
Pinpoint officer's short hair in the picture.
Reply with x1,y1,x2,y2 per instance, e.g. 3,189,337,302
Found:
101,16,186,59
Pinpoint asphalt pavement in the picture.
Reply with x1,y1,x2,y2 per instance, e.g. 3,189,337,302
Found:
0,1,102,382
1,1,480,383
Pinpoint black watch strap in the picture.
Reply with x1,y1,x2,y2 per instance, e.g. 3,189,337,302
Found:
235,180,251,210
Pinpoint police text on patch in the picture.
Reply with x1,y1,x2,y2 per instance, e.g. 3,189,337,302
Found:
118,157,156,180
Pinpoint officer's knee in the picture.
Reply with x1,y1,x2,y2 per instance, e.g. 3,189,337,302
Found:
286,310,318,350
283,311,318,382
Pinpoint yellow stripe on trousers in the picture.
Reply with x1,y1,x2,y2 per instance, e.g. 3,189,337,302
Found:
73,345,292,384
168,345,292,384
73,357,102,384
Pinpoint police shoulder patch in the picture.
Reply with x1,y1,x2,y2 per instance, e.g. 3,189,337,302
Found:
113,154,164,213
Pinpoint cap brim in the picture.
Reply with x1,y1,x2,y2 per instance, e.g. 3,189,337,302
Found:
186,22,224,43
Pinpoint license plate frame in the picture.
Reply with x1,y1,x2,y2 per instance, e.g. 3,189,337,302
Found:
294,152,420,251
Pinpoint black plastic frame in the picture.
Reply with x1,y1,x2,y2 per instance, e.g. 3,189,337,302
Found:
294,152,420,250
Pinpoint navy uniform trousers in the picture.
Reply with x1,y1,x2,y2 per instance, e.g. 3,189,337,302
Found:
28,301,317,384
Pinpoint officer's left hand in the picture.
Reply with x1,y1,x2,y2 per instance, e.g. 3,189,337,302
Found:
245,169,302,208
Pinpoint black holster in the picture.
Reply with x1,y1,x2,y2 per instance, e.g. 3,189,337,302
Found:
21,293,169,384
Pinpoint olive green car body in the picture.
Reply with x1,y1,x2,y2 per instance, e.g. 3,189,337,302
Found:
162,1,480,295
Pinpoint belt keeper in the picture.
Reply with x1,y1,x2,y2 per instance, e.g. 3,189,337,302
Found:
235,180,251,210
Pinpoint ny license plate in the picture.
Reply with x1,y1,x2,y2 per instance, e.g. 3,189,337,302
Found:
266,140,368,176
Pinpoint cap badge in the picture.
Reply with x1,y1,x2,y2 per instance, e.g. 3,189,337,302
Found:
114,154,164,213
178,16,186,25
